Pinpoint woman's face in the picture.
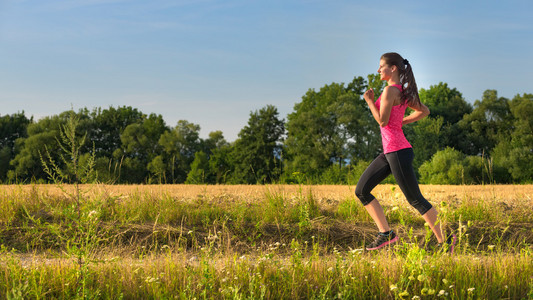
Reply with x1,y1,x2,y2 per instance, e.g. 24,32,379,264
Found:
377,59,394,81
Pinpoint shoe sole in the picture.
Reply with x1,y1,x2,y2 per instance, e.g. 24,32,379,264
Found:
366,236,399,251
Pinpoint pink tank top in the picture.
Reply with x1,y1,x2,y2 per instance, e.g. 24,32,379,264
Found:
375,84,412,154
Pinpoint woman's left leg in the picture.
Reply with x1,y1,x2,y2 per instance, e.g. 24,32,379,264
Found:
421,207,443,243
386,148,444,243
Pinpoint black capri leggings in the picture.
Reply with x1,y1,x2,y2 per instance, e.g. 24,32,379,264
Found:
355,148,432,215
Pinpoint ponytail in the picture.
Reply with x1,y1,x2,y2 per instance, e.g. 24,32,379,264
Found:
381,53,421,107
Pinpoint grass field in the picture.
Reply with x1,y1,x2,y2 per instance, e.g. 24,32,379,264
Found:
1,184,532,299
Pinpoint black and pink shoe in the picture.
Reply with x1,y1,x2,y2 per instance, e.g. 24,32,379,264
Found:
444,233,457,254
366,230,399,250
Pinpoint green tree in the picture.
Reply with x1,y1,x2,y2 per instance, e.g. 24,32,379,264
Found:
203,131,231,184
0,112,31,182
404,83,473,171
186,151,209,184
112,113,167,183
458,90,512,156
230,105,285,184
202,130,228,155
285,76,377,182
88,106,146,182
491,93,533,182
152,120,202,183
419,82,472,124
9,113,69,182
208,144,232,184
89,106,145,157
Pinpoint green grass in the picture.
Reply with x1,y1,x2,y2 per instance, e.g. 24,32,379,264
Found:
1,246,532,299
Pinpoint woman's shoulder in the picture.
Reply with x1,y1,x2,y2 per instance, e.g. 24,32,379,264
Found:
382,85,402,97
387,84,403,91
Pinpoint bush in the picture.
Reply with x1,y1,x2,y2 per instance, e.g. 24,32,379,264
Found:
419,147,506,184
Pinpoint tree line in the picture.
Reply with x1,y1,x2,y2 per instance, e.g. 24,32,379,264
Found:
1,75,531,184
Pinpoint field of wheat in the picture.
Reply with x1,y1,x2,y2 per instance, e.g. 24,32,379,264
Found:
1,184,532,299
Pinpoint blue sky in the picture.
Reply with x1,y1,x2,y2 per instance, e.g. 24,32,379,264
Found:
1,0,532,141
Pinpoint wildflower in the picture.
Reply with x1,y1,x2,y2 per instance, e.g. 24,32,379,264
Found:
408,275,415,281
442,279,449,285
327,267,334,272
392,206,399,211
398,290,409,299
412,296,420,300
350,248,363,255
417,274,426,282
467,287,475,293
488,245,495,250
427,289,435,295
438,290,446,296
421,288,428,296
145,276,159,283
389,284,398,291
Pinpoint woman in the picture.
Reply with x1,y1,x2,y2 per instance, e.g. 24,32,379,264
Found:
355,52,456,252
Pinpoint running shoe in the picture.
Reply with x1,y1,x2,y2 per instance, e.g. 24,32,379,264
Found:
366,230,399,250
427,233,457,255
443,233,457,254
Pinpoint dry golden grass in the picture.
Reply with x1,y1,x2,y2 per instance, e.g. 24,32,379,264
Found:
4,183,532,202
0,184,533,212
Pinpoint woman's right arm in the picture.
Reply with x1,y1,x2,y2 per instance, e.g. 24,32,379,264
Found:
402,102,430,125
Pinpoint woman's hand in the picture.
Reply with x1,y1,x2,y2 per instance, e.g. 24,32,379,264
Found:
364,88,375,103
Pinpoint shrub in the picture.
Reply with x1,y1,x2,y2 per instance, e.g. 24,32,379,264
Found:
419,148,468,184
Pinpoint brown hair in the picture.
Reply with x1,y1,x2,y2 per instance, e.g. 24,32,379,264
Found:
381,52,421,107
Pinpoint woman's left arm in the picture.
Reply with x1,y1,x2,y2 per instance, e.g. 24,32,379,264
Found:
402,102,430,125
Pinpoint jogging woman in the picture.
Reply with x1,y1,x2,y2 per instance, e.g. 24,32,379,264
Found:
355,52,456,252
